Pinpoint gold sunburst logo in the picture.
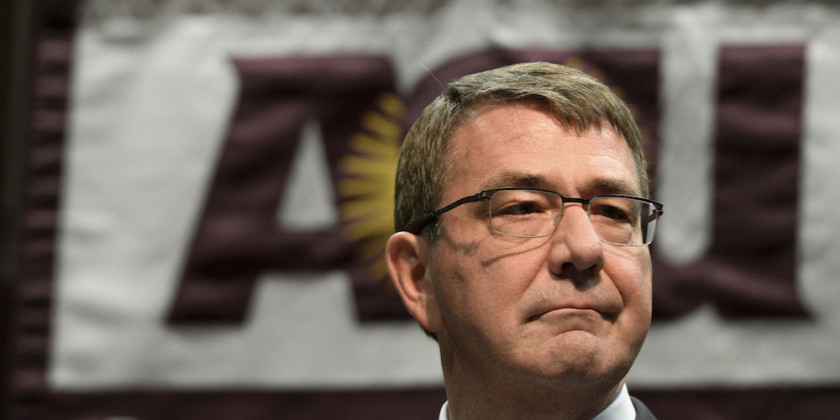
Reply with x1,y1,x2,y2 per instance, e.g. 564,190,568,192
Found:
338,93,405,284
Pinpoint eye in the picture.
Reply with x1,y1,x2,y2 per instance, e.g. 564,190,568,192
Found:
500,201,541,215
490,190,553,218
590,199,635,224
597,205,629,220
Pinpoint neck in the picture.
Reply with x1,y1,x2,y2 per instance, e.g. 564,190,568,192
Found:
440,347,624,420
446,380,622,420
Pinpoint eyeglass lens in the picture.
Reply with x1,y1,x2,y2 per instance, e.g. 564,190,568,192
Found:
488,189,658,245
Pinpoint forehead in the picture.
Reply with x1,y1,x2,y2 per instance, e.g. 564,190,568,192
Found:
447,103,639,196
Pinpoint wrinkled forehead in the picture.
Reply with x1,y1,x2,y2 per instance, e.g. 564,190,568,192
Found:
443,103,641,196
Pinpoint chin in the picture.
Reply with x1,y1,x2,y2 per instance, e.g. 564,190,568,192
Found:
529,339,633,389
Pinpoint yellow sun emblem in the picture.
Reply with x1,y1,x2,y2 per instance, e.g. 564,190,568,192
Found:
338,93,405,284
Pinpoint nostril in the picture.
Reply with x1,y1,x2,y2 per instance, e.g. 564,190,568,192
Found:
554,262,599,291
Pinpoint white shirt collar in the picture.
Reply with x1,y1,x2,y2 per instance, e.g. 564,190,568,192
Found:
593,384,636,420
438,384,635,420
438,401,449,420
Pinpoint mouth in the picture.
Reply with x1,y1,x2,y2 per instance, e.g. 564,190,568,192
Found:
524,307,617,337
527,306,617,324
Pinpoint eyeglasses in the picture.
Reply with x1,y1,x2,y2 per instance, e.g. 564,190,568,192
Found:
408,187,664,246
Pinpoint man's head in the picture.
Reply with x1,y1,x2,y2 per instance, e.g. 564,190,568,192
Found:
393,61,649,241
385,62,657,410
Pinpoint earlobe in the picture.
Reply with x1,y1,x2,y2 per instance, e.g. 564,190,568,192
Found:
385,232,442,333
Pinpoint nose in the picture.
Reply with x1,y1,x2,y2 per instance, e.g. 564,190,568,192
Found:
546,204,605,281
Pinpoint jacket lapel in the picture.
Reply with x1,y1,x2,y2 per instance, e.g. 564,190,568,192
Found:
630,396,657,420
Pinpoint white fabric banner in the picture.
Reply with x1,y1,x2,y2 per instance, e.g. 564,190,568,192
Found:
52,0,840,396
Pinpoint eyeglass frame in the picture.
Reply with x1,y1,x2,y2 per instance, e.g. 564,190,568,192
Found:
406,187,664,246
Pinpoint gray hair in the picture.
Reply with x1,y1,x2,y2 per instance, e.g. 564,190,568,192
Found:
394,61,649,240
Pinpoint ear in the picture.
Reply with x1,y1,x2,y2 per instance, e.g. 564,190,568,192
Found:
385,231,442,334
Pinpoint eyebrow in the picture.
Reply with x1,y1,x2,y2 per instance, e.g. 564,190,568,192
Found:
478,171,547,190
588,178,641,196
478,171,641,197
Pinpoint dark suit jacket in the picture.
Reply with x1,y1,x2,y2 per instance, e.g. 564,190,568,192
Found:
631,396,657,420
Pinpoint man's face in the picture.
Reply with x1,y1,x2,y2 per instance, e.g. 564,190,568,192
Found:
427,102,652,391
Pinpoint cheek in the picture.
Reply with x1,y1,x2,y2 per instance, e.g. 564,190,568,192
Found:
433,245,540,324
604,250,652,368
477,247,545,299
608,248,653,316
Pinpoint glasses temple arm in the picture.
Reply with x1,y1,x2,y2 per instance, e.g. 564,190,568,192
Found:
406,192,487,234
